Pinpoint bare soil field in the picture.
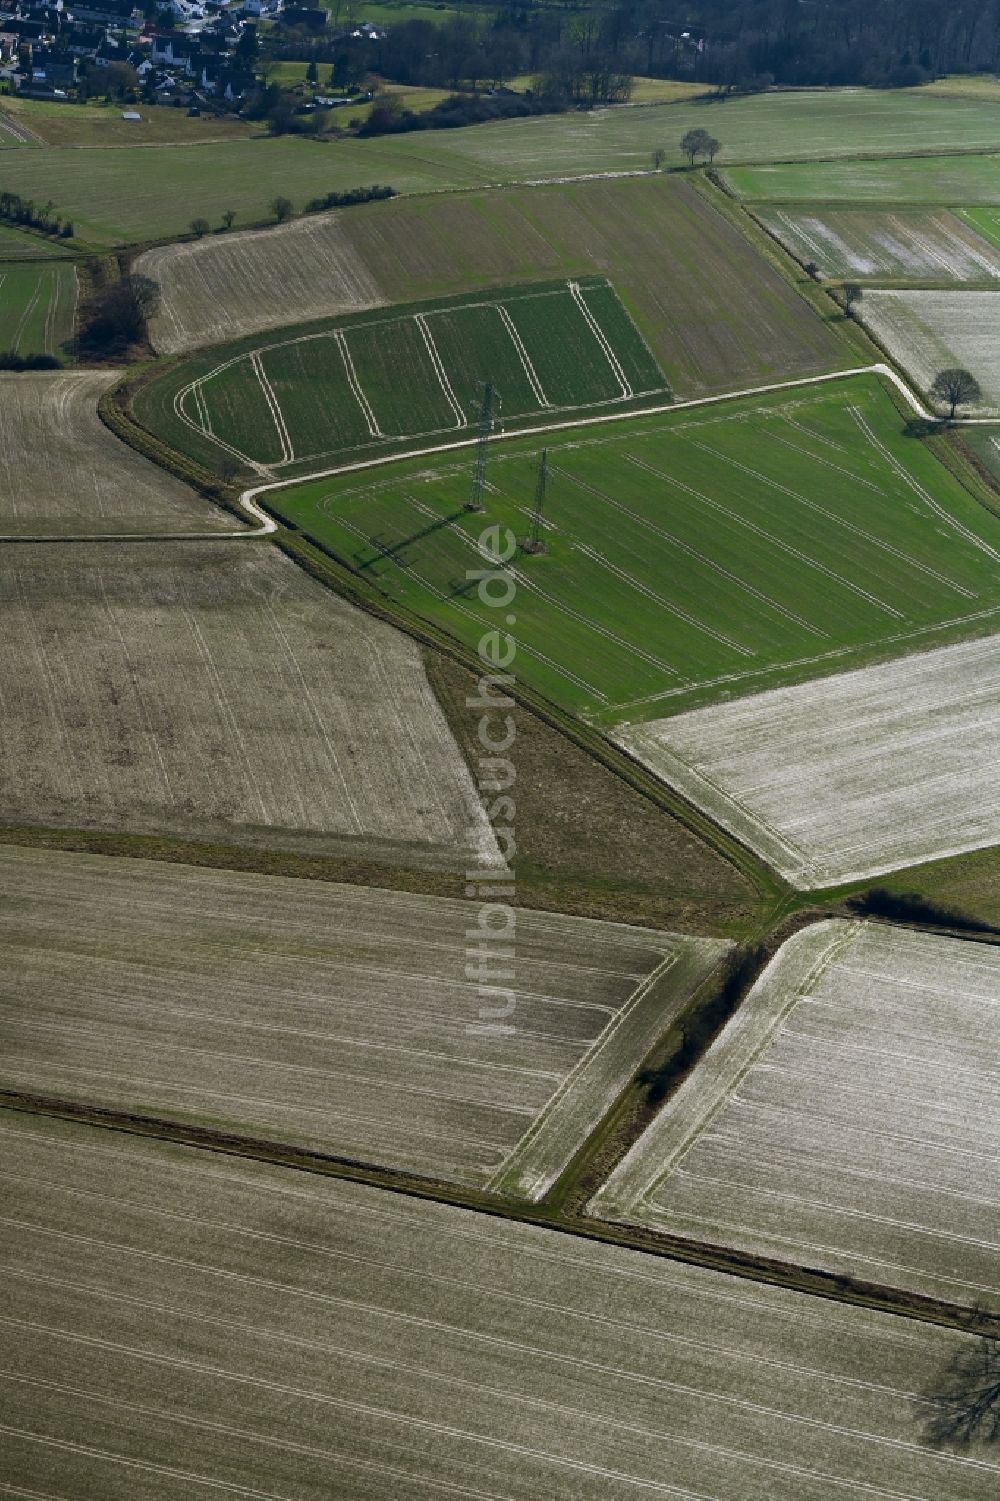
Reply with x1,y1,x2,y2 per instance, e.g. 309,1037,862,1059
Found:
860,288,1000,413
0,1107,994,1499
0,370,225,535
758,207,1000,281
594,920,1000,1311
0,846,727,1190
138,214,385,355
0,542,498,869
614,633,1000,888
141,175,843,394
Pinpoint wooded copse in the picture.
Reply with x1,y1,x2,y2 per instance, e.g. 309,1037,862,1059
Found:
282,0,1000,102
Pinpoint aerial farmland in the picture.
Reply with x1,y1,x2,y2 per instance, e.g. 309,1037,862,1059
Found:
860,288,1000,412
271,375,1000,721
3,43,1000,1501
0,370,229,535
615,633,1000,886
0,541,499,868
756,206,1000,281
0,1109,996,1500
593,921,1000,1309
0,846,729,1190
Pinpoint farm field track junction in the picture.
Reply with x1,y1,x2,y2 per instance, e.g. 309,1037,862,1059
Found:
859,288,1000,414
0,1107,996,1500
5,65,1000,1500
593,920,1000,1311
0,845,728,1192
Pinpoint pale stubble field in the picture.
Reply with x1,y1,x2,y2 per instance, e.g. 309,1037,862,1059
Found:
0,1108,994,1500
0,847,728,1190
593,920,1000,1310
615,633,1000,887
0,370,227,536
0,541,498,869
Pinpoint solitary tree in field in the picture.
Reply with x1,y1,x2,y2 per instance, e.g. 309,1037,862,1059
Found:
680,127,720,166
652,147,665,171
271,195,294,223
920,1337,1000,1449
930,367,981,419
190,216,210,238
843,282,862,316
221,209,237,230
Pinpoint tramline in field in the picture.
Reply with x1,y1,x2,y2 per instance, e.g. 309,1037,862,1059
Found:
173,278,668,473
0,263,76,359
272,373,1000,723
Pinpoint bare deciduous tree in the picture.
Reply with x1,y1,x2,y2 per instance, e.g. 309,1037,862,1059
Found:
920,1337,1000,1450
930,367,981,419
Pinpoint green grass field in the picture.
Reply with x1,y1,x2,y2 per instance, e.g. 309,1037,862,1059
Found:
0,222,74,259
725,154,1000,204
139,278,670,475
0,264,76,355
7,89,1000,245
270,374,1000,724
0,94,255,147
958,205,1000,248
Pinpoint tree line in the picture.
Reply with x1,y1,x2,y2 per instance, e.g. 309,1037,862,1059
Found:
278,0,1000,107
0,191,74,241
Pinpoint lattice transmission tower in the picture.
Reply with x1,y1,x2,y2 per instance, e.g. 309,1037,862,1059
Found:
466,381,496,512
522,449,548,555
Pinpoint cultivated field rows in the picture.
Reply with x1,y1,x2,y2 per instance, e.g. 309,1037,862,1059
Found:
615,632,1000,887
593,921,1000,1310
0,1109,994,1499
860,289,1000,413
0,542,499,869
176,279,667,473
0,370,226,535
758,206,1000,280
137,175,844,399
276,377,1000,723
138,214,386,354
0,847,725,1189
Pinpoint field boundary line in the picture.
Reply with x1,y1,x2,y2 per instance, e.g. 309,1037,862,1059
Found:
2,1088,999,1340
